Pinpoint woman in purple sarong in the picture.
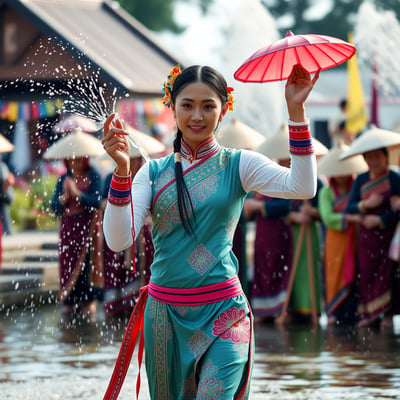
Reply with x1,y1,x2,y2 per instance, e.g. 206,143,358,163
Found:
102,155,154,317
51,155,103,320
244,158,292,322
346,147,400,327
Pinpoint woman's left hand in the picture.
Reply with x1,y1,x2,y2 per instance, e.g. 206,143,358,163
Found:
390,195,400,211
102,114,130,176
285,64,319,122
362,214,383,229
243,198,263,219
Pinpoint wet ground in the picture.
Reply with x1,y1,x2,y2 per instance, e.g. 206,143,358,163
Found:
1,304,400,399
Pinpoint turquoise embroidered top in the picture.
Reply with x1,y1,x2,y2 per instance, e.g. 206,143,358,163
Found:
148,146,245,288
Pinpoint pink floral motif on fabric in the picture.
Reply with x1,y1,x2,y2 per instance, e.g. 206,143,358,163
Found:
186,244,216,275
197,359,225,399
173,305,200,316
189,175,220,207
153,166,175,192
212,308,250,344
167,322,173,341
157,203,183,234
187,329,212,359
181,372,197,399
233,342,248,357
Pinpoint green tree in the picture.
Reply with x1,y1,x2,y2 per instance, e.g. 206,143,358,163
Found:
309,0,363,40
262,0,400,40
117,0,214,33
375,0,400,21
118,0,182,32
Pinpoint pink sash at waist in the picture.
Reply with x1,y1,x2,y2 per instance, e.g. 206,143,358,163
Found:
148,275,243,306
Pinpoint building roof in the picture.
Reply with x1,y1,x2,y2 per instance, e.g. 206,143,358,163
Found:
0,0,183,96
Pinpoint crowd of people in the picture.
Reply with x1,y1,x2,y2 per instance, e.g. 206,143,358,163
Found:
46,135,155,322
2,69,399,333
2,62,400,399
246,109,400,329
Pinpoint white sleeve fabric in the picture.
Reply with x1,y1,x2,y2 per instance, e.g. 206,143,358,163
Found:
239,150,317,199
103,162,152,252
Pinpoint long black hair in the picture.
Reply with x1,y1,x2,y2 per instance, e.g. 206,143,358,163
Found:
170,65,229,235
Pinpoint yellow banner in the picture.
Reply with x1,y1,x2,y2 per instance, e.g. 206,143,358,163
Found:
346,32,368,135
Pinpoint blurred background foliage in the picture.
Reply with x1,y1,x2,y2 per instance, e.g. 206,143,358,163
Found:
10,174,58,231
117,0,400,40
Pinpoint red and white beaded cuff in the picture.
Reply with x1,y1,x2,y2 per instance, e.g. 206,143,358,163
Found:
108,172,132,206
288,122,314,156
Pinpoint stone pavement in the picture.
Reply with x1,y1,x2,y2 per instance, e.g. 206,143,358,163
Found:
0,230,59,309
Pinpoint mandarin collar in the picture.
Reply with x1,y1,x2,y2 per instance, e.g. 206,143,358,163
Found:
180,137,220,163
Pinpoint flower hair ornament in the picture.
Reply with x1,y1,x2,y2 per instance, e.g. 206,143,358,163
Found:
162,64,182,108
161,64,235,112
226,86,235,112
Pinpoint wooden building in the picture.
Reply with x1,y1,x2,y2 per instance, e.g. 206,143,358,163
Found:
0,0,182,173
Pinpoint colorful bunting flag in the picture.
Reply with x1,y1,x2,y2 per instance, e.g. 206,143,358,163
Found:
0,99,63,122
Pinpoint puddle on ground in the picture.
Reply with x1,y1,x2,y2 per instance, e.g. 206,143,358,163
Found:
1,305,400,399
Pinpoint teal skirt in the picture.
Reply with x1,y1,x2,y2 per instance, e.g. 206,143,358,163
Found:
143,293,253,399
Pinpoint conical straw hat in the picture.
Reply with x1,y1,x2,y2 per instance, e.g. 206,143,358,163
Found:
126,125,166,157
53,114,98,133
0,133,14,153
317,141,368,177
388,124,400,165
216,118,265,150
43,129,105,159
98,124,167,161
255,124,328,160
339,127,400,162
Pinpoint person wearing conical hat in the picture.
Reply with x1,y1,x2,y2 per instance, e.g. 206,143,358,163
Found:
217,120,266,301
345,146,400,328
101,144,154,318
0,159,15,236
249,124,327,324
328,99,353,146
243,157,293,323
50,153,103,321
0,134,15,269
280,178,324,323
317,142,368,325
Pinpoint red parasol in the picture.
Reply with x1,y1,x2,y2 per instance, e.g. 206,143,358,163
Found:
234,30,356,83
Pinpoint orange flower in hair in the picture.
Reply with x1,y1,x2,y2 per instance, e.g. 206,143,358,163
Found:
226,86,235,112
162,64,182,108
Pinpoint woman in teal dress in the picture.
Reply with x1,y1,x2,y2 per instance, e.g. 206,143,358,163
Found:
102,64,319,399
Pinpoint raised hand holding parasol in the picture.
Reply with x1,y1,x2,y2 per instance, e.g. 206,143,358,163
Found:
285,64,320,121
234,30,356,83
